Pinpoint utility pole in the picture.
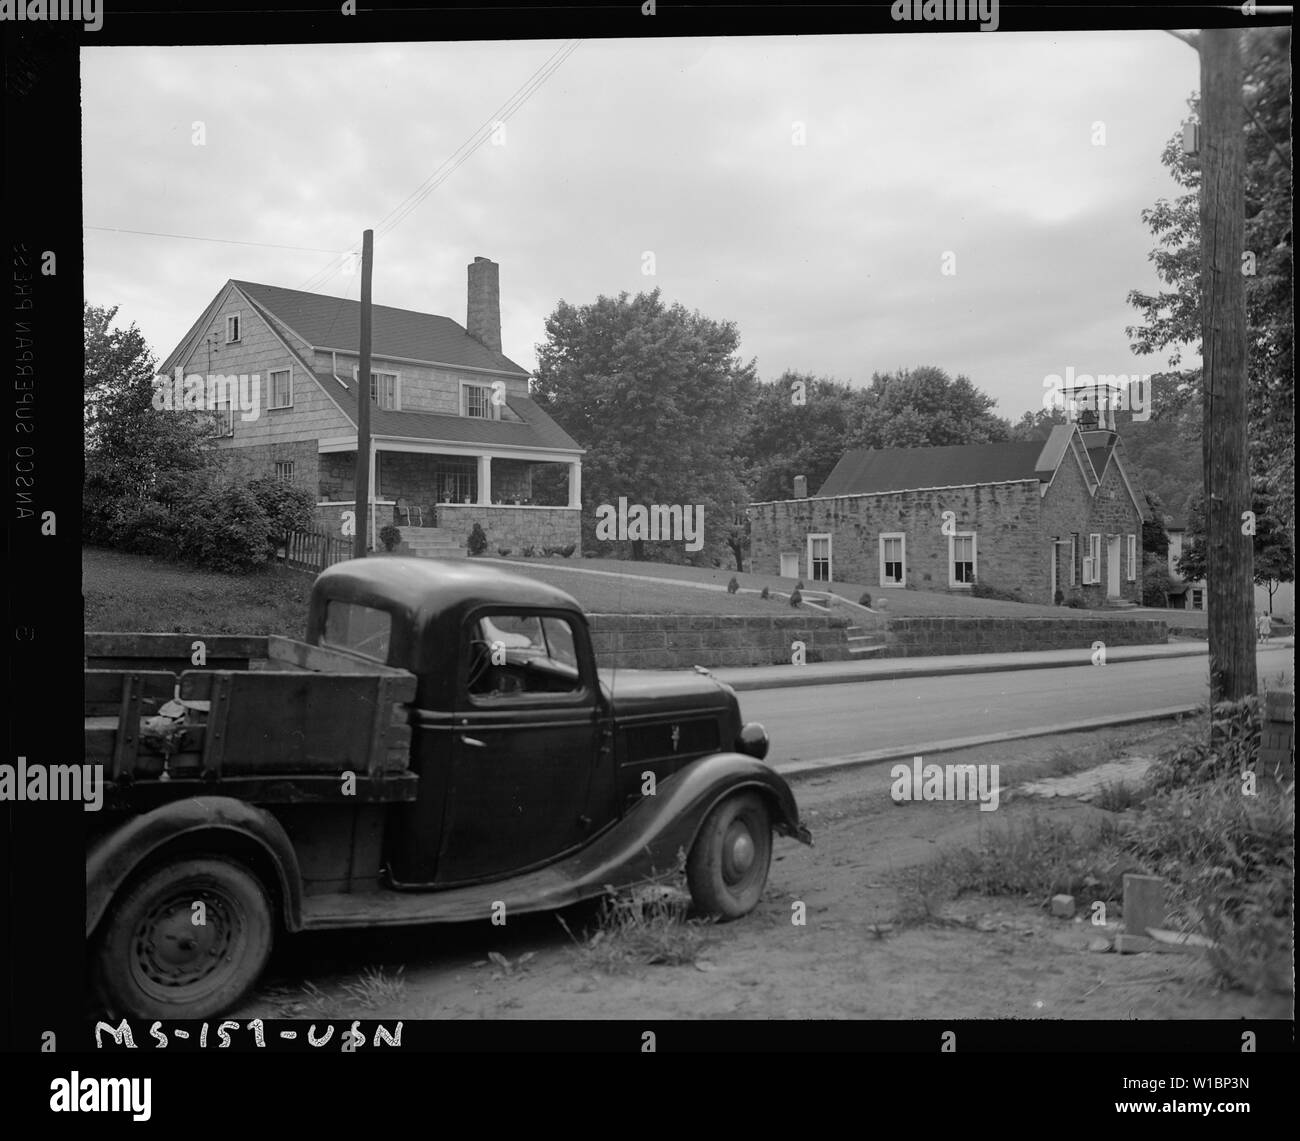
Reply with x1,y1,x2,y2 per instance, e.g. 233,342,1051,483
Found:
1197,28,1256,703
353,229,374,560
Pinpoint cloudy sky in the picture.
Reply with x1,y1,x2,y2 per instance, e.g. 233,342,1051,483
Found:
82,33,1200,421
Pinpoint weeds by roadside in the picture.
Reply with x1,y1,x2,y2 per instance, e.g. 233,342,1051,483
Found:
557,864,716,973
893,694,1294,997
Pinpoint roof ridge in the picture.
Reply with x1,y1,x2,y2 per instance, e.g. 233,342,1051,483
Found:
234,279,465,324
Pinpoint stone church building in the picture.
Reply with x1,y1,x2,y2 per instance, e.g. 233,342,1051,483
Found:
748,416,1146,607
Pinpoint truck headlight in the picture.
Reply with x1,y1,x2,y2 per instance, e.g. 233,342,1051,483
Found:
737,721,769,760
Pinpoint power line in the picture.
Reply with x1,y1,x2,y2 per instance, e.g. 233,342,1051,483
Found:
85,225,342,254
297,39,582,293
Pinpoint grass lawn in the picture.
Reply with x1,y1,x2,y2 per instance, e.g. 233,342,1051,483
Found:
84,546,314,635
83,547,803,630
498,556,1150,619
84,545,1205,629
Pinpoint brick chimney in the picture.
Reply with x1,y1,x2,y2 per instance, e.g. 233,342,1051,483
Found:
793,475,808,498
466,256,502,354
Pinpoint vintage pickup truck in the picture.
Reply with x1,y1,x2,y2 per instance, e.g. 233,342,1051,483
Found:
85,557,812,1019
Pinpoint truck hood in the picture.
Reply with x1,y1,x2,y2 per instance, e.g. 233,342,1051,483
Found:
597,667,735,719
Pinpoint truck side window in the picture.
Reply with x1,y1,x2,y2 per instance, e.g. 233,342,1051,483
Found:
466,613,583,701
322,601,393,663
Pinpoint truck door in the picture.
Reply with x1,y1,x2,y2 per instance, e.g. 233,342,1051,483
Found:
436,609,601,883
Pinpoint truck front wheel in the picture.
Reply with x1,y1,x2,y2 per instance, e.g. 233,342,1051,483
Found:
687,791,772,920
93,856,274,1021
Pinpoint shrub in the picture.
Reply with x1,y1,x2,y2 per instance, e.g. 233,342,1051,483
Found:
1148,697,1262,791
246,476,315,548
1054,588,1065,606
971,580,1025,603
858,591,872,608
794,579,804,590
1065,591,1087,609
175,484,273,572
497,547,512,558
467,522,488,556
560,543,576,558
522,544,536,557
789,588,802,607
108,497,181,558
379,524,403,552
760,586,770,600
726,576,739,594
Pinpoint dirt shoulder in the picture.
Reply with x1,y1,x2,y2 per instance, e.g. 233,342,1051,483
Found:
239,725,1290,1022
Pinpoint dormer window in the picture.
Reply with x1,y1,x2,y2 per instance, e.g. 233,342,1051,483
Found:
354,367,400,410
225,313,241,343
462,382,499,420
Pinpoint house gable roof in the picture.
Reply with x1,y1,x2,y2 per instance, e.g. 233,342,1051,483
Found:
818,440,1050,497
230,280,530,376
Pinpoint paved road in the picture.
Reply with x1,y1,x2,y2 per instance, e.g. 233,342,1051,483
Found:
744,645,1294,766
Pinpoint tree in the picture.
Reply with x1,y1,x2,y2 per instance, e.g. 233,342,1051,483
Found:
1007,405,1068,442
735,373,866,503
532,289,753,564
1126,27,1293,544
83,303,214,542
1140,491,1173,607
1176,478,1292,611
855,366,1011,448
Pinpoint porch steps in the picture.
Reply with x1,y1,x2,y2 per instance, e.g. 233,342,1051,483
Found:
398,526,465,558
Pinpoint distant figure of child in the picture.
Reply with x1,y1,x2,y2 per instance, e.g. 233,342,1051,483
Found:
1257,612,1272,642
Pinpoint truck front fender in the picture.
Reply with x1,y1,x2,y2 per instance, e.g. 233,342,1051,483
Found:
86,796,304,937
564,753,812,888
657,753,814,851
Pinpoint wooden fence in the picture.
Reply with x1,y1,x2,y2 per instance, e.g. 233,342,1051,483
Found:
283,528,352,574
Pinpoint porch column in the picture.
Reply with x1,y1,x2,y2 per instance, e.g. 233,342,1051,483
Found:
568,460,582,509
477,454,492,506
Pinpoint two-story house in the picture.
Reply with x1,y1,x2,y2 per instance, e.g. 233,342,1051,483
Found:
158,257,583,556
748,399,1146,607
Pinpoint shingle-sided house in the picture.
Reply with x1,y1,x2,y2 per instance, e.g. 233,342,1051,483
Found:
748,419,1146,607
158,257,583,555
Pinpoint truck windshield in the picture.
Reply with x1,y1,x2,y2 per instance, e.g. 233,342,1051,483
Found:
322,601,393,663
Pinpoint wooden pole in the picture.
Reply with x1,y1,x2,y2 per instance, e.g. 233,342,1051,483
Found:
1198,29,1256,703
353,230,374,560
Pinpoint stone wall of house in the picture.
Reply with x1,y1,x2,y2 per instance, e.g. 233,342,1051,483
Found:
1038,437,1143,607
211,438,320,494
1091,452,1144,604
748,481,1046,600
437,505,582,555
586,613,853,669
883,616,1167,657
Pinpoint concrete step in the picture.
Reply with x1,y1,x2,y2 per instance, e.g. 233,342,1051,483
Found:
398,526,465,558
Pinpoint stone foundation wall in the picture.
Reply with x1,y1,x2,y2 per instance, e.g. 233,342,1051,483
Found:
883,616,1168,657
437,504,582,556
585,613,852,669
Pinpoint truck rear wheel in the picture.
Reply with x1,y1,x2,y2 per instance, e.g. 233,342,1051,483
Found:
93,856,274,1021
687,792,772,920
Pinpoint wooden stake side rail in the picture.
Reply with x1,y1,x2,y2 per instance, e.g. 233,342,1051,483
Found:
84,633,417,795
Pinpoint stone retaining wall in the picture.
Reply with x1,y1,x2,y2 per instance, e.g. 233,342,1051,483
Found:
883,616,1169,657
437,504,582,556
586,613,852,669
